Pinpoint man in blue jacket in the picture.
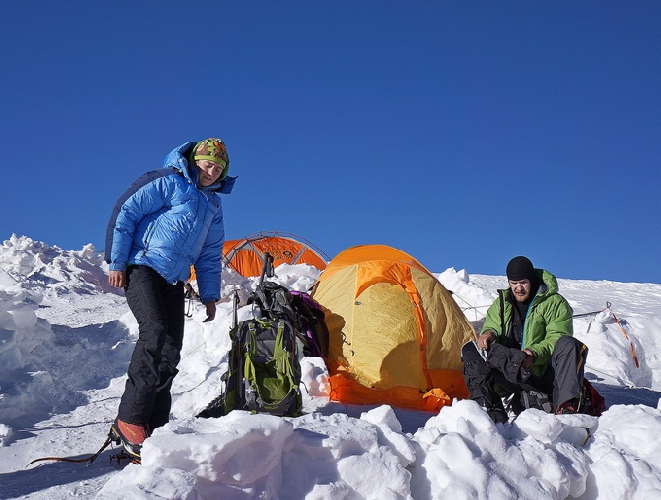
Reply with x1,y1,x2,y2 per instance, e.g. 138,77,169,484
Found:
105,138,236,459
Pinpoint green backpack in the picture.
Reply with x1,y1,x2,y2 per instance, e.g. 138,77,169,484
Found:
197,255,303,418
224,314,302,416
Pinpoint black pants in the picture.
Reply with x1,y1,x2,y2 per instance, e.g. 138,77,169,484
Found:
118,266,185,430
462,336,587,411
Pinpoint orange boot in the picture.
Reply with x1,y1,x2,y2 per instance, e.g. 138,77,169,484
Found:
110,418,150,460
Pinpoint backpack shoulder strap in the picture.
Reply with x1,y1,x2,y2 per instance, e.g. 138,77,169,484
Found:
104,167,179,263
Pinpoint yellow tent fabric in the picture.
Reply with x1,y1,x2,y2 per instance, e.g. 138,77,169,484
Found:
312,244,475,411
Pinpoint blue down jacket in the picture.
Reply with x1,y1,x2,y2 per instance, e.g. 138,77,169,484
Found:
106,142,237,303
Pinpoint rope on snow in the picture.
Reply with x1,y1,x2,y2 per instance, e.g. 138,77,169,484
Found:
574,301,640,369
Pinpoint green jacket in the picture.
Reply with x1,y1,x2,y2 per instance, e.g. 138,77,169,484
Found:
481,269,573,376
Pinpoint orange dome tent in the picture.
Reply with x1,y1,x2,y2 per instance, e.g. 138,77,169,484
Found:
311,244,475,412
222,232,329,278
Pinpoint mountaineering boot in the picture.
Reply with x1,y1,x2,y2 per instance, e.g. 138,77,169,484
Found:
487,406,509,424
110,418,150,460
555,397,581,415
472,396,508,424
521,390,554,413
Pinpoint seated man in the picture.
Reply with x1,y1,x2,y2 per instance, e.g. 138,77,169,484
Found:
462,256,587,423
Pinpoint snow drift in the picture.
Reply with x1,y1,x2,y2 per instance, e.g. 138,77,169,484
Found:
1,235,661,499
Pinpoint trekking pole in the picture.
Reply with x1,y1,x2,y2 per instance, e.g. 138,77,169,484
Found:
259,252,275,285
232,288,240,329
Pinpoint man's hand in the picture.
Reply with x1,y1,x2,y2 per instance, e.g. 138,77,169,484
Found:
477,331,496,351
108,270,126,288
522,348,535,366
203,301,216,322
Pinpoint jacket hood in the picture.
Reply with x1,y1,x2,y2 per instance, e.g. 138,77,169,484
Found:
163,141,237,194
535,268,559,297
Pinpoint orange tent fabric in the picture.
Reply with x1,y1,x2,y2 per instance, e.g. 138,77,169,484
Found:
312,244,475,412
188,232,327,283
222,232,328,278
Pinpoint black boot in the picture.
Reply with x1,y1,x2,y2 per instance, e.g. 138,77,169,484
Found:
487,406,508,424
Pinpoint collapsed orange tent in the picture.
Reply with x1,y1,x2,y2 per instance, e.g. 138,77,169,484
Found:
222,232,329,278
311,244,476,411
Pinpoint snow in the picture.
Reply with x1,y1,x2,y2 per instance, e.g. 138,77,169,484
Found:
1,234,660,499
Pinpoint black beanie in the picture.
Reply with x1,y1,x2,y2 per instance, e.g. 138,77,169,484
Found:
506,256,536,282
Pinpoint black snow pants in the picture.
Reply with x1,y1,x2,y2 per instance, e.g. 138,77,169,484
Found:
118,265,185,430
462,336,587,412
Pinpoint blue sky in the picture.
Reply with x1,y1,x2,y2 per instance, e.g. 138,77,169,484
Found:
1,2,659,284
